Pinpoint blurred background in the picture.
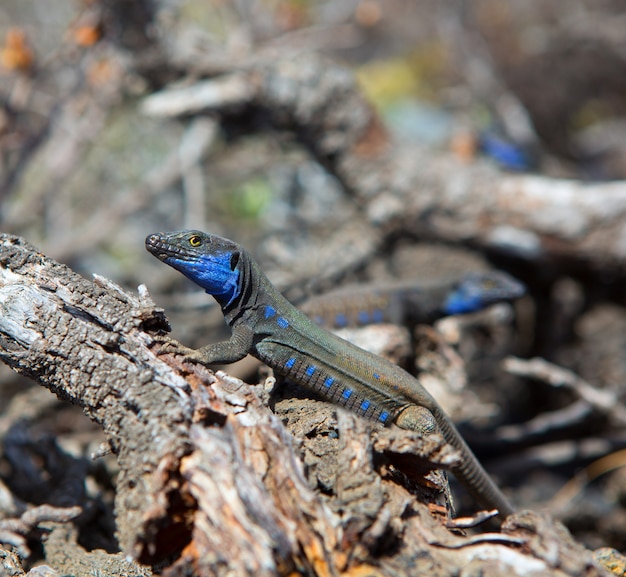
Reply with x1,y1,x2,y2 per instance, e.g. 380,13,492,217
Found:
1,0,626,562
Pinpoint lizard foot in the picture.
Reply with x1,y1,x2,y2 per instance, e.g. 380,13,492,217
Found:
154,337,209,365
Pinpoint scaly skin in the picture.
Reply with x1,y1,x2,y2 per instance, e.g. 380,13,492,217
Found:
300,271,525,329
146,230,515,518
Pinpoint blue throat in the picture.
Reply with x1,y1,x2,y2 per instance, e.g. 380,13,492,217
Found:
167,252,241,308
443,286,484,315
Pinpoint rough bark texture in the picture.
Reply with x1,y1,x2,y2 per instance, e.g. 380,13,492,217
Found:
0,234,611,576
0,234,193,564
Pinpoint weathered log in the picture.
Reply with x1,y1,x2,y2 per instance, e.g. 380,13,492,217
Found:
0,234,608,576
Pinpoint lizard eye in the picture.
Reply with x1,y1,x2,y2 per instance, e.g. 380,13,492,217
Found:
189,235,202,247
230,252,240,270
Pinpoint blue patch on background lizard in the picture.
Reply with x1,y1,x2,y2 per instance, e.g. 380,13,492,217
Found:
443,281,485,315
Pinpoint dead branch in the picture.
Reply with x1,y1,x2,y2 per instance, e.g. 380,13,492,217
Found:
503,356,626,427
0,234,193,567
0,505,81,559
143,54,626,272
0,233,609,576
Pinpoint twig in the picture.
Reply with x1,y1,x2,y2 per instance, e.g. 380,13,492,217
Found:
0,505,81,559
496,399,594,443
502,356,626,425
139,54,626,272
549,449,626,515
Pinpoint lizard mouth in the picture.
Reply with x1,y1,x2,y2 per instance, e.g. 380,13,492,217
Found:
145,233,187,261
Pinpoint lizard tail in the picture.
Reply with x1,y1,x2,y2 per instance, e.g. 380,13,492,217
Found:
430,405,515,519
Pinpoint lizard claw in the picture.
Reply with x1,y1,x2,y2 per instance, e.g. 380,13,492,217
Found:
154,337,201,362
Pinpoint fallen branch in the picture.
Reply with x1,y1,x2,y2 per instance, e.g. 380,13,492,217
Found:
502,356,626,426
143,54,626,272
0,234,608,576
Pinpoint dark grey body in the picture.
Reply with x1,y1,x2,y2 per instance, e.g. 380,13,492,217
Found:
300,272,524,329
146,231,514,518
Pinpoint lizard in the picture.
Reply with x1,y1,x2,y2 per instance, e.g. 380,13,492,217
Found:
299,271,525,329
145,230,516,518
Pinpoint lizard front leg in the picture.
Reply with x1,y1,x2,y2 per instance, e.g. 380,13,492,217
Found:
156,324,255,366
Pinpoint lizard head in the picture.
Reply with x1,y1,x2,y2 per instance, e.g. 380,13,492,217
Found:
443,271,525,315
146,230,242,307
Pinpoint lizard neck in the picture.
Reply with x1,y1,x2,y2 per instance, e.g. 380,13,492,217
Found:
221,251,287,328
222,251,256,325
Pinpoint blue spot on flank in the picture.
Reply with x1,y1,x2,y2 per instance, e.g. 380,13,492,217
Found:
264,305,276,319
371,309,385,323
357,310,369,324
373,373,380,380
334,313,348,328
379,411,390,423
305,365,316,377
342,389,353,400
277,316,289,329
314,316,323,325
324,377,334,388
360,399,371,411
285,357,296,369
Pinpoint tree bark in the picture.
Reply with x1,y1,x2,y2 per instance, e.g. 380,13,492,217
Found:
0,234,608,576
